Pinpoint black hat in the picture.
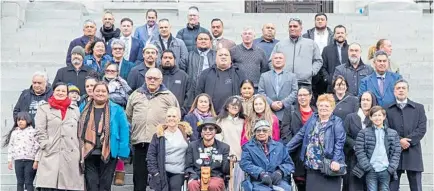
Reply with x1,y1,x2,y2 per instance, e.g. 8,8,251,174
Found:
197,117,222,134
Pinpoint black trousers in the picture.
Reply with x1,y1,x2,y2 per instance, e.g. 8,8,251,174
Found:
390,170,422,191
38,189,79,191
133,143,150,191
15,159,36,191
84,155,118,191
166,172,184,191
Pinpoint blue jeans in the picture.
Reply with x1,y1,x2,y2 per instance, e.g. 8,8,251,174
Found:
365,170,390,191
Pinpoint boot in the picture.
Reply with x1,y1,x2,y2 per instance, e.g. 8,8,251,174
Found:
114,171,125,186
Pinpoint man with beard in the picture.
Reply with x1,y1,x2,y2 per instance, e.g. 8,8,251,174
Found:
160,50,190,116
176,6,210,52
13,71,53,123
321,25,350,92
210,18,235,50
333,43,373,96
182,32,216,107
107,18,144,63
54,46,95,95
127,44,158,91
253,23,279,59
195,48,246,113
134,9,159,45
95,11,121,45
66,19,101,64
302,13,334,54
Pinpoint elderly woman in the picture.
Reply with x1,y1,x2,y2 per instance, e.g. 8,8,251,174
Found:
287,94,346,191
342,91,377,191
84,39,112,75
102,62,132,108
109,39,135,80
332,75,358,121
34,82,84,191
240,120,294,191
184,93,217,141
78,82,130,191
147,107,192,191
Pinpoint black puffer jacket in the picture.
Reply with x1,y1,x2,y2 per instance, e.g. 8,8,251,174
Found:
176,23,210,52
354,126,401,180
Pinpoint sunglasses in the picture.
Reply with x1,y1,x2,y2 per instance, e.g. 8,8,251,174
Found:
202,126,216,132
146,76,161,81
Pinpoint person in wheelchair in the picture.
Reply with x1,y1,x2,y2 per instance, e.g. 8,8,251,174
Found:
185,117,230,191
240,120,294,191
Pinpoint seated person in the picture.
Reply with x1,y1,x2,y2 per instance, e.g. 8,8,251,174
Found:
185,117,230,191
240,120,294,191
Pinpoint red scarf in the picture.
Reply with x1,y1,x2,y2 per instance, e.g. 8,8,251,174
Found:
48,96,71,120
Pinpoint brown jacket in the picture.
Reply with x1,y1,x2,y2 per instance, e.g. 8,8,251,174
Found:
34,102,84,190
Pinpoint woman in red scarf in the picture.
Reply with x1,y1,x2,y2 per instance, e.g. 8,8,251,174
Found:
34,82,84,191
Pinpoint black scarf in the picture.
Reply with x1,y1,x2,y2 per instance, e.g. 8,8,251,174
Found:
159,34,173,51
100,26,121,42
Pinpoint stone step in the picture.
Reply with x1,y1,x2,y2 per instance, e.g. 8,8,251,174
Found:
25,10,83,21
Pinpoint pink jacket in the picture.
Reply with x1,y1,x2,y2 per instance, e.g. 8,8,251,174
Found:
240,114,280,145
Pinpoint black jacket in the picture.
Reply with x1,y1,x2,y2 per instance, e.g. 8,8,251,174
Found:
302,27,334,45
161,65,191,115
185,139,230,180
195,64,246,112
127,64,152,91
333,94,359,121
321,40,349,90
52,65,95,96
386,99,427,171
333,60,374,96
176,23,210,52
354,126,401,179
13,86,53,122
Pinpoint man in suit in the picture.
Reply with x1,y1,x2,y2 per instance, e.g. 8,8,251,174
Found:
359,50,401,107
107,18,144,63
133,9,159,45
387,79,427,191
258,52,298,122
66,19,101,64
210,18,236,50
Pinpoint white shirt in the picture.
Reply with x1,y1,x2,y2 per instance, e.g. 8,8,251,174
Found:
122,35,132,60
314,29,329,54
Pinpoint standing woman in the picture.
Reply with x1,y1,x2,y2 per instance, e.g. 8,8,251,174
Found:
239,80,255,116
280,87,317,191
78,82,130,191
215,96,246,191
287,94,346,191
183,93,217,141
241,94,280,145
332,75,358,121
342,91,377,191
147,107,192,191
34,82,84,191
79,74,99,111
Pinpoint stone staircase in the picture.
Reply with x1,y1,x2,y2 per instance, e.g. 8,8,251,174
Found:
1,1,433,191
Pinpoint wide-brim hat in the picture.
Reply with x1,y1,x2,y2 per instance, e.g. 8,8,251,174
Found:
197,117,222,134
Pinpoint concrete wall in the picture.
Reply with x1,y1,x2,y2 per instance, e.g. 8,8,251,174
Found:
1,1,28,34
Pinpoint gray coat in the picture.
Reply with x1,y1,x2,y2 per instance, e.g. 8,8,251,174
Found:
34,102,84,190
150,35,189,67
354,126,401,180
269,37,323,85
333,61,374,96
258,70,298,121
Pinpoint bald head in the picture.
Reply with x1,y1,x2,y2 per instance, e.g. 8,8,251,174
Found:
216,48,231,70
262,23,276,41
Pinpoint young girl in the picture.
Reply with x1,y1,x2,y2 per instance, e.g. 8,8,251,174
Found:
241,94,280,145
240,80,255,117
3,112,39,191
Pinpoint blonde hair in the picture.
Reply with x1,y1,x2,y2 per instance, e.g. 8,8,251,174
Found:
367,39,388,60
316,94,336,109
188,93,217,117
244,95,274,140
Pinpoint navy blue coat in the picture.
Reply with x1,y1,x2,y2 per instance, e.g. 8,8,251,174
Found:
176,23,210,52
106,37,144,63
183,113,200,141
66,35,102,64
13,86,53,123
287,113,346,164
126,64,151,91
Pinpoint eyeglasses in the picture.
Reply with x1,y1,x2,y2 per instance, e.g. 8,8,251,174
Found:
113,47,124,51
105,69,118,73
202,126,215,132
146,76,161,81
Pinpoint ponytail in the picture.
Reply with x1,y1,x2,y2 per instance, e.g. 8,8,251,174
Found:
367,45,377,60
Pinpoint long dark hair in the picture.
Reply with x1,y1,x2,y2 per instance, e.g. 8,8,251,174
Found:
3,112,33,147
216,96,245,122
359,91,378,127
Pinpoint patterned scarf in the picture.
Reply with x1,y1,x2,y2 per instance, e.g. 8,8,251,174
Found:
78,100,111,164
48,96,71,120
193,108,212,123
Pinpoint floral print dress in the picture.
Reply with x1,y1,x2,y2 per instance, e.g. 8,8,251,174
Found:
305,121,327,170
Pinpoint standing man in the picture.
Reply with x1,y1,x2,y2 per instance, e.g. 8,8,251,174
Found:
333,43,373,96
258,52,298,122
176,6,210,52
134,9,159,45
253,23,279,59
95,11,120,45
359,51,401,107
321,25,349,92
66,19,101,64
388,80,427,191
107,18,144,63
302,13,334,54
230,27,269,91
210,18,236,50
127,44,158,91
126,68,179,191
270,18,322,90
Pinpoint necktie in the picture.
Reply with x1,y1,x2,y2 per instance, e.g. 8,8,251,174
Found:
201,52,209,71
378,77,385,96
399,103,406,110
123,38,130,60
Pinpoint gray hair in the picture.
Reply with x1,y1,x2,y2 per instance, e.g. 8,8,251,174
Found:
83,19,96,27
242,26,255,35
111,39,125,49
374,50,389,61
394,79,410,90
145,68,163,78
32,71,48,83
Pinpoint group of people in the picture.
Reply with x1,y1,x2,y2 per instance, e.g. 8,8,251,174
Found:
4,6,427,191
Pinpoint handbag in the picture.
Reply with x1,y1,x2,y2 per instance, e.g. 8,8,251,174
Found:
318,121,347,176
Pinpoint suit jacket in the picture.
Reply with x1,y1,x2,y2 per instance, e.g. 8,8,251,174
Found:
302,27,334,47
321,41,349,87
359,72,401,107
258,70,298,121
133,24,160,45
106,36,144,63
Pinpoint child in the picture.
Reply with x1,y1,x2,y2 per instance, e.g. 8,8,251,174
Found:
3,112,39,191
68,84,81,104
354,106,401,191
